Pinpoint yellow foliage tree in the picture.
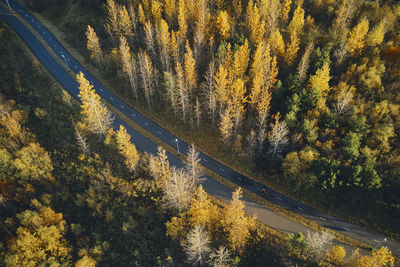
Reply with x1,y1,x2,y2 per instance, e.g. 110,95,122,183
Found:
347,18,369,55
119,35,138,99
215,10,231,40
214,64,230,106
285,32,300,65
246,0,265,45
321,245,346,267
269,29,285,58
149,146,171,187
177,0,187,41
281,0,292,23
163,0,176,25
188,185,219,231
233,39,250,78
118,5,134,37
184,41,197,90
85,25,103,65
77,72,113,136
367,21,386,47
116,125,139,172
219,106,234,144
223,187,255,251
138,4,146,25
309,62,331,96
288,4,305,36
105,0,119,37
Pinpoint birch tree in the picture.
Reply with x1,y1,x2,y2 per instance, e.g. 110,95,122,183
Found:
175,62,191,123
164,167,195,211
77,72,113,137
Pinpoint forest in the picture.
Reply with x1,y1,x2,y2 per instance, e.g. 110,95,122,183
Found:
25,0,400,238
0,0,399,265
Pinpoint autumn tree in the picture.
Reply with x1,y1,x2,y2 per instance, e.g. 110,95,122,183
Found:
4,201,71,266
367,19,387,47
269,29,285,58
157,19,171,71
347,18,369,55
116,125,139,172
223,187,255,251
246,0,265,45
175,62,191,123
309,62,331,96
285,32,300,65
184,226,211,265
203,61,217,124
219,106,234,145
268,113,289,159
208,246,233,267
13,143,53,181
138,50,155,108
105,0,119,39
185,145,204,184
305,230,334,261
77,72,114,137
164,167,195,211
184,41,197,92
297,42,314,81
149,146,171,187
74,124,89,155
232,39,250,78
281,0,292,23
85,25,103,65
143,21,156,59
188,185,219,230
288,4,305,37
177,0,187,41
163,0,176,25
119,35,138,99
118,5,134,38
215,10,231,40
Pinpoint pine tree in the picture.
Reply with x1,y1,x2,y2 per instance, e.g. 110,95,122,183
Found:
309,62,331,96
119,35,138,99
118,5,134,38
223,188,255,251
347,18,369,55
116,125,139,172
215,10,231,40
232,39,250,78
77,72,113,137
85,25,103,65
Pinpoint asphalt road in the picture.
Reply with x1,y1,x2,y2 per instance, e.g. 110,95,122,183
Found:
1,1,399,255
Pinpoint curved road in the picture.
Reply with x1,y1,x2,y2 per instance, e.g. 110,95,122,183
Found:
1,1,399,255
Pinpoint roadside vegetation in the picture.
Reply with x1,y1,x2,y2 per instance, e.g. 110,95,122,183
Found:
22,0,400,240
0,21,397,266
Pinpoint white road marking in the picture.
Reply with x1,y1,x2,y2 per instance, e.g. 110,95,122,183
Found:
67,58,70,61
144,122,149,126
277,197,282,201
203,159,208,162
297,207,304,211
99,88,104,92
43,31,45,34
110,97,114,100
319,217,327,221
157,131,162,135
54,44,57,48
373,239,380,243
343,227,350,231
132,113,136,117
219,168,224,172
121,105,124,108
74,65,77,69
